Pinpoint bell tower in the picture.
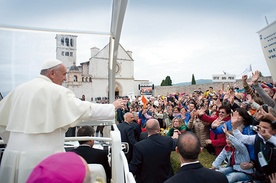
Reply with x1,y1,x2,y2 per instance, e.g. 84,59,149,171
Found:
55,34,77,70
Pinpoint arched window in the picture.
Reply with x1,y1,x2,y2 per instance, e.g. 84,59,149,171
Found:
89,77,92,82
70,39,73,47
65,38,69,46
73,75,77,82
61,37,64,45
82,77,84,82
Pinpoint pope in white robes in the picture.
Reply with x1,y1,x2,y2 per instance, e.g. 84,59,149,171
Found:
0,59,124,183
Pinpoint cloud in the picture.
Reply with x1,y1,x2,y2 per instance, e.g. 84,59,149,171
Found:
0,0,275,91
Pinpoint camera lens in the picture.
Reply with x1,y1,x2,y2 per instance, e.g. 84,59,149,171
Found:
250,125,259,132
262,104,268,113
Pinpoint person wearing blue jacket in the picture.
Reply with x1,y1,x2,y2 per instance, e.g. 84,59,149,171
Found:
211,108,256,161
211,125,254,183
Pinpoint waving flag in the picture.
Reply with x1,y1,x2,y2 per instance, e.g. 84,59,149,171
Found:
141,95,148,109
239,64,252,76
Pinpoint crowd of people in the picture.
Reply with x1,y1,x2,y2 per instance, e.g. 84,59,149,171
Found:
0,58,276,183
115,70,276,183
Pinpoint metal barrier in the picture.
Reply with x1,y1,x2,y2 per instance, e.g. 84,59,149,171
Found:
64,123,135,183
0,121,135,183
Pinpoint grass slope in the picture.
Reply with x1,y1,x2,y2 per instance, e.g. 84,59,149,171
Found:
170,148,216,173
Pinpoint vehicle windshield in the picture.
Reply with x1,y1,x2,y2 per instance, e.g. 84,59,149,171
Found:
0,0,113,97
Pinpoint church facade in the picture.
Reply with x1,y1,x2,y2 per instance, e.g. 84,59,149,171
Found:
55,34,149,101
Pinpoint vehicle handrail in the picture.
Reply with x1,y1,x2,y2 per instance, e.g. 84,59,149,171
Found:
0,121,136,183
65,136,112,142
0,140,4,145
120,151,136,183
79,119,115,126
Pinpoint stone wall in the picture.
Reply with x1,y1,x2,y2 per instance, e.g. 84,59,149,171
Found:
153,76,273,96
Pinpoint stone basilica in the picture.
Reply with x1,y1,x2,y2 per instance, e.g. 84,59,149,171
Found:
55,34,148,102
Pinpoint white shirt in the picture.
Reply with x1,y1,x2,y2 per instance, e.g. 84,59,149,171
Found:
181,161,200,167
233,129,276,146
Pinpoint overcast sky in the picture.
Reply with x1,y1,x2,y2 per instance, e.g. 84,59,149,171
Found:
0,0,276,95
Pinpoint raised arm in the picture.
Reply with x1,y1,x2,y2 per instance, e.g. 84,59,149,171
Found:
251,70,275,108
242,75,256,99
231,111,255,145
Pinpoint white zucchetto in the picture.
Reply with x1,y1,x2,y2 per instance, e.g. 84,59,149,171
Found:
41,59,62,70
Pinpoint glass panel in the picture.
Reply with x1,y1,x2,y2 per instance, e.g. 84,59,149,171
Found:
0,0,112,97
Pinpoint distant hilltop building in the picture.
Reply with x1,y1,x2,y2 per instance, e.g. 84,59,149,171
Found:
55,34,149,101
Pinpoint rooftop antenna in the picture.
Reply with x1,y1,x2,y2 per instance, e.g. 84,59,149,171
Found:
265,16,269,26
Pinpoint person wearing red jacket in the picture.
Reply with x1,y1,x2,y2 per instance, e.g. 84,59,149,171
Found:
198,105,231,156
206,130,227,156
198,105,231,125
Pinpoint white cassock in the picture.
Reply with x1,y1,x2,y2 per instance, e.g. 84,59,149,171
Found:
0,75,115,183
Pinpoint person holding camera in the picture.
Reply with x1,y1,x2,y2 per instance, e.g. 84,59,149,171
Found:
232,108,276,182
211,124,254,183
211,108,256,161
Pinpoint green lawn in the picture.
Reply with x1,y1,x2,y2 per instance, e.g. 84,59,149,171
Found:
170,148,216,173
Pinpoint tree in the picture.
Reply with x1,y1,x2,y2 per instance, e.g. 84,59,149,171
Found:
160,80,165,86
191,74,196,85
160,76,172,86
165,76,172,86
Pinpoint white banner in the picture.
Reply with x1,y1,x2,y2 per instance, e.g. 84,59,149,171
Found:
212,74,236,82
257,20,276,81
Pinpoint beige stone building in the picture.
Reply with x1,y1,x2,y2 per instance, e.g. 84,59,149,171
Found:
55,34,149,101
